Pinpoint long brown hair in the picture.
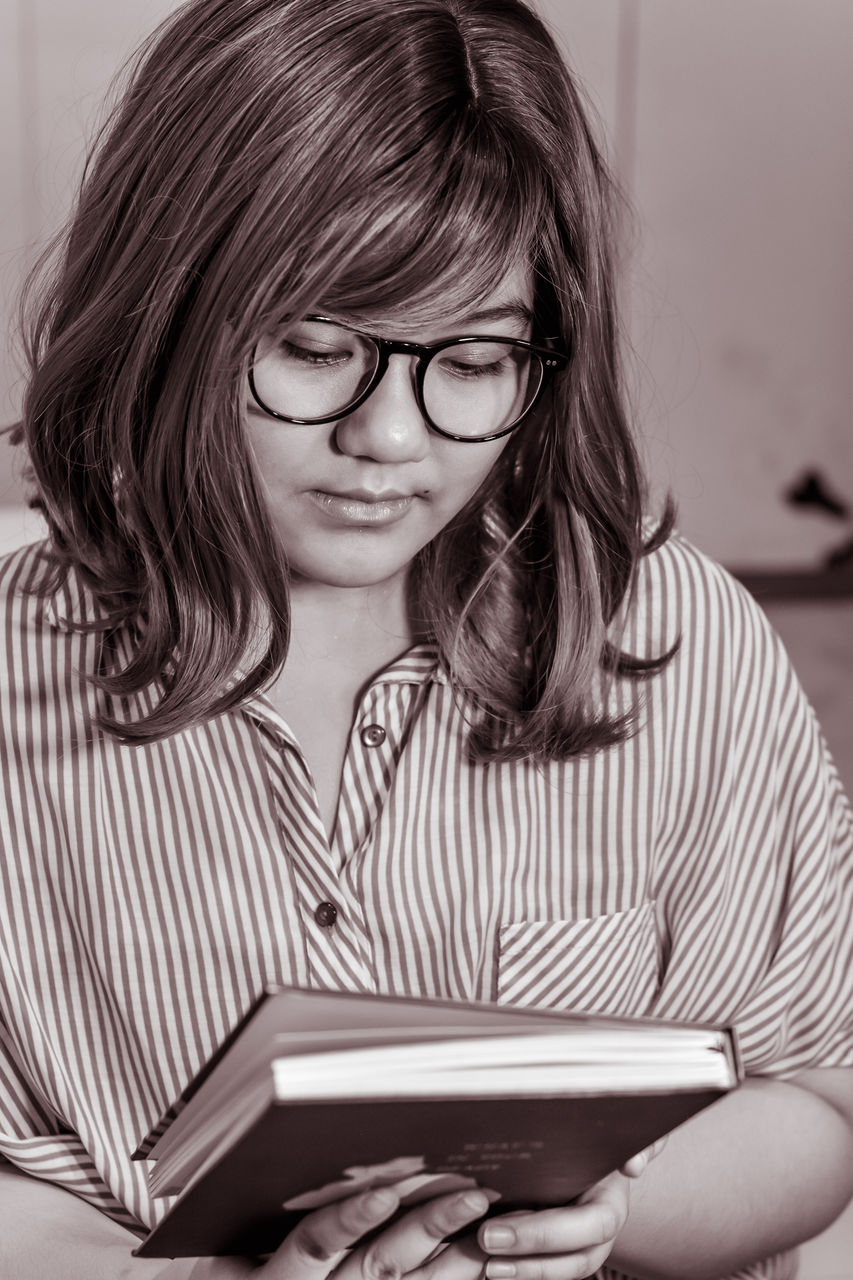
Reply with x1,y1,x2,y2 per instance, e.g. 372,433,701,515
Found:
18,0,674,754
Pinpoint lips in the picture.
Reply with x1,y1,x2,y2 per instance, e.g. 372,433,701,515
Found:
324,488,412,503
307,489,417,526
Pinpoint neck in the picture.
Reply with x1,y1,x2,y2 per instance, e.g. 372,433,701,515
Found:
286,573,417,671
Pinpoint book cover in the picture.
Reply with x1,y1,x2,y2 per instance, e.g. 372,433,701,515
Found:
134,986,741,1259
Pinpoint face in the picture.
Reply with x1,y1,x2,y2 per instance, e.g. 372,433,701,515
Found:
244,263,534,593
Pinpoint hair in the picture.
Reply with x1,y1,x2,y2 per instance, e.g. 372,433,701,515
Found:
17,0,675,756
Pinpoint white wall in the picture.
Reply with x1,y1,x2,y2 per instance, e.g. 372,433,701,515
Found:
2,0,853,571
0,0,179,497
538,0,853,571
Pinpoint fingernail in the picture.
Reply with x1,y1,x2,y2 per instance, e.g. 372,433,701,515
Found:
459,1190,491,1216
483,1224,517,1251
486,1263,517,1278
363,1187,399,1215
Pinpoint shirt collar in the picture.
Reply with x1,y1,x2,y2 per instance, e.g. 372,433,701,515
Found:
366,643,448,687
240,643,446,745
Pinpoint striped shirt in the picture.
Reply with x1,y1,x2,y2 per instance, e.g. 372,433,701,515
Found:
0,534,851,1280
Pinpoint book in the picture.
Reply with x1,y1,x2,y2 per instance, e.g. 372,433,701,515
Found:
134,985,741,1258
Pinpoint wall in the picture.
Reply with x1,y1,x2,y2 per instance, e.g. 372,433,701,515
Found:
537,0,853,573
0,0,178,495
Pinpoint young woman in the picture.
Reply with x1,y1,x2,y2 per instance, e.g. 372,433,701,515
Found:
1,1,851,1277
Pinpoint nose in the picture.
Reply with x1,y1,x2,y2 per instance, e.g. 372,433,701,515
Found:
333,354,430,463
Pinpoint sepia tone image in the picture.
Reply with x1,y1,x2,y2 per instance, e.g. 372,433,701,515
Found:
0,3,851,1278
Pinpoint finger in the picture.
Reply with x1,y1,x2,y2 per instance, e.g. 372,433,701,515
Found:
478,1175,629,1260
620,1134,668,1179
483,1245,611,1280
414,1232,488,1280
620,1150,649,1178
262,1186,401,1278
336,1188,493,1280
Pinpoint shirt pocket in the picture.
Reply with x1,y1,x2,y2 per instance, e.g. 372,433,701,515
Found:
496,901,660,1017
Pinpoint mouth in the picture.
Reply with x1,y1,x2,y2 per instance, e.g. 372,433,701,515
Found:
308,489,417,526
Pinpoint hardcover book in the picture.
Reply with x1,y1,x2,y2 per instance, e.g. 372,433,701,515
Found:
134,985,741,1258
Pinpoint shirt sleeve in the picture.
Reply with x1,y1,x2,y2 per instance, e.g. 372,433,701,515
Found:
644,538,853,1078
726,648,853,1076
0,1017,141,1231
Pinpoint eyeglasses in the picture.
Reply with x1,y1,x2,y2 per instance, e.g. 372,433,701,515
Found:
249,317,569,442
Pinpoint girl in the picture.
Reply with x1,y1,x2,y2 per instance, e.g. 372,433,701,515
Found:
1,1,852,1277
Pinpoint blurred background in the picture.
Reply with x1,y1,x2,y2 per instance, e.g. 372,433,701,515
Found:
0,3,851,1274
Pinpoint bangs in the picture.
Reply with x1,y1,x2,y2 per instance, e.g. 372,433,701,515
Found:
272,115,550,330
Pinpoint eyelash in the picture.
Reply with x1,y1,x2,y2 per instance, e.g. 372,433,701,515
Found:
439,358,506,379
280,341,350,367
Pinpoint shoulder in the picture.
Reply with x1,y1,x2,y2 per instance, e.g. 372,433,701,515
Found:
625,530,786,694
0,539,58,641
0,536,55,594
632,528,770,638
619,530,821,808
0,539,101,721
0,544,111,865
626,532,851,842
0,538,104,634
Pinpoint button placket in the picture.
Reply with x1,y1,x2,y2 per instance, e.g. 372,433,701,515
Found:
247,717,372,988
333,687,402,863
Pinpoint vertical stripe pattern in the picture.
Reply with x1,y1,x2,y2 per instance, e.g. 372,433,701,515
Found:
0,536,851,1280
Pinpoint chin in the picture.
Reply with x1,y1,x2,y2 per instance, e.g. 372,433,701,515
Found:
290,557,412,591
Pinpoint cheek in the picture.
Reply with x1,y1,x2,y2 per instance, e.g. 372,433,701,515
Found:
245,417,278,481
244,416,320,489
438,439,509,508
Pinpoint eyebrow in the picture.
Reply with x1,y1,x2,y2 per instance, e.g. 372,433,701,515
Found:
457,301,535,327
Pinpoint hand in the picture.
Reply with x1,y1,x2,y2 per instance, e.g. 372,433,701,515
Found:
175,1144,666,1280
474,1141,667,1280
176,1184,495,1279
477,1172,631,1280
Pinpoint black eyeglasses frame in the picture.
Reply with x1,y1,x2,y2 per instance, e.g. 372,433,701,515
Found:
248,318,570,443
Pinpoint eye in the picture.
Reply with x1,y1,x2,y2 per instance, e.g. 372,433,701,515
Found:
442,358,505,379
435,343,520,380
277,339,351,368
258,319,363,369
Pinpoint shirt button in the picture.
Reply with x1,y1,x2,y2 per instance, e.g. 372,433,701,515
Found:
313,901,338,928
360,723,386,748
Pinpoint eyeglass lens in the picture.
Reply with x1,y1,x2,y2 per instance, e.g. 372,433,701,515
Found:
251,319,543,437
